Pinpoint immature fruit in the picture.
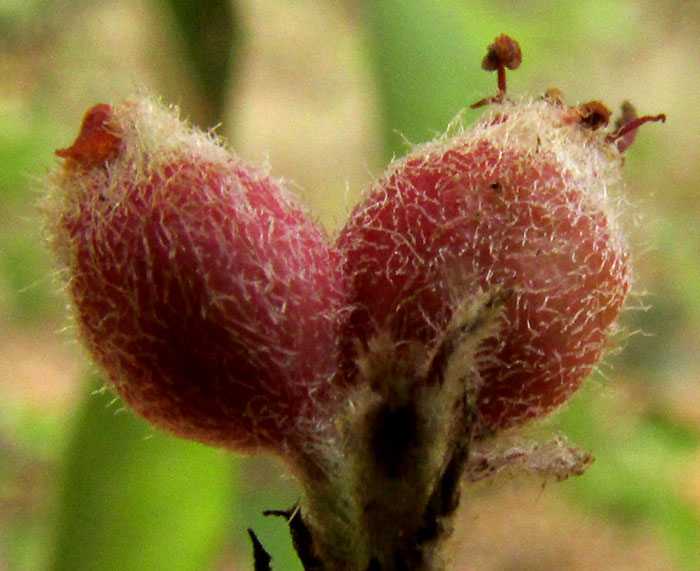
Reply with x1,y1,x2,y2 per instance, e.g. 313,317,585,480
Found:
46,98,343,454
337,98,633,431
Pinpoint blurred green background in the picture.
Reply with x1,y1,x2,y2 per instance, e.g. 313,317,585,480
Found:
0,0,698,569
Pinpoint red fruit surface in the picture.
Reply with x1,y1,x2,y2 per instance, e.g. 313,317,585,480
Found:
48,101,343,454
337,103,630,430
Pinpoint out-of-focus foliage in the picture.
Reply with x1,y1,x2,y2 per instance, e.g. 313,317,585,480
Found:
49,381,236,571
0,109,61,325
559,387,700,569
361,0,481,159
163,0,242,127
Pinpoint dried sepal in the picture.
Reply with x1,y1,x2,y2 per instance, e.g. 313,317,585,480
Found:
609,101,666,152
467,435,594,483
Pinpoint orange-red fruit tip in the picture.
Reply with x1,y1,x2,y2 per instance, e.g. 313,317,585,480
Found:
55,104,122,166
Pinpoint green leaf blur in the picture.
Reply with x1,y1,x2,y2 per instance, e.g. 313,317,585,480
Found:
49,381,236,571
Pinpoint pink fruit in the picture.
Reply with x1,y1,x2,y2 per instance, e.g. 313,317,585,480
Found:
337,95,643,431
46,99,343,454
41,36,666,570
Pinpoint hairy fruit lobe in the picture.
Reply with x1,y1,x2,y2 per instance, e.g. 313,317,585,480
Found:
46,99,343,455
338,77,659,433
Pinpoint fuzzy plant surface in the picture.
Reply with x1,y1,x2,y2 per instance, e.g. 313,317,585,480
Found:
44,35,663,571
45,100,345,458
337,100,632,432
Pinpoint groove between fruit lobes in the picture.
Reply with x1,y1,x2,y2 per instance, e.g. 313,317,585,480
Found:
46,99,343,454
338,99,631,431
